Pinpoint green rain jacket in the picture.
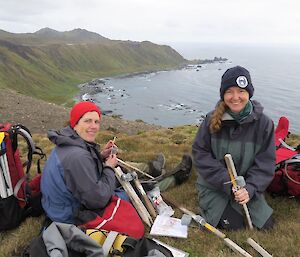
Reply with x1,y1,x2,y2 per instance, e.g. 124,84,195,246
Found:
192,100,276,228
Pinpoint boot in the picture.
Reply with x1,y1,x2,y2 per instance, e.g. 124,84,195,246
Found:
172,154,193,185
148,153,166,177
140,180,157,192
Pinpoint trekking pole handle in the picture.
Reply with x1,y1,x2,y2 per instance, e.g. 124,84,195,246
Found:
224,154,254,230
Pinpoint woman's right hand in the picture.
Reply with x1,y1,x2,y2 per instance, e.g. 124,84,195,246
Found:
105,154,118,168
233,187,250,205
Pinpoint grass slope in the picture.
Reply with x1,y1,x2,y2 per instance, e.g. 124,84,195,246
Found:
0,37,186,105
0,126,299,257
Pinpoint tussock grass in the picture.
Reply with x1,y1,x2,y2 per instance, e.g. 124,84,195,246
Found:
1,127,299,257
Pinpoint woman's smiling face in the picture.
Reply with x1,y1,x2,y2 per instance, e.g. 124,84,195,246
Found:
74,111,100,142
223,86,249,113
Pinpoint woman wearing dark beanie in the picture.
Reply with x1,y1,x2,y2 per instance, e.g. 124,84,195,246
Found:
192,66,276,230
41,101,144,238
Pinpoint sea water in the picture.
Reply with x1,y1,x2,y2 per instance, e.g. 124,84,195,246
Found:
92,42,300,133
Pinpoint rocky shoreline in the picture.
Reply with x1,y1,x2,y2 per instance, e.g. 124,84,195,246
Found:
75,56,228,116
75,69,169,103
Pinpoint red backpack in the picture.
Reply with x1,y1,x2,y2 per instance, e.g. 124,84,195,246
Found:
0,123,46,231
267,117,300,198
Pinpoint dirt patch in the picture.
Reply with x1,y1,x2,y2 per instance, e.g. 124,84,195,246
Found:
0,89,161,135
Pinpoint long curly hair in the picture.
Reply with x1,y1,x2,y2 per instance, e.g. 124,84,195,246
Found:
209,101,227,133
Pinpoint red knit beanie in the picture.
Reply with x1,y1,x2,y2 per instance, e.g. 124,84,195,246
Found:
70,101,102,128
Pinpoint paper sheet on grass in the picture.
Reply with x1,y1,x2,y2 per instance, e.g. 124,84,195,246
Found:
150,215,188,238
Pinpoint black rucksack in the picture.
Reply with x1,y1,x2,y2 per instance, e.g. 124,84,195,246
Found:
21,223,174,257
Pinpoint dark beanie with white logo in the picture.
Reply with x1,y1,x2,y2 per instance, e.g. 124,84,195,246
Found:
220,66,254,100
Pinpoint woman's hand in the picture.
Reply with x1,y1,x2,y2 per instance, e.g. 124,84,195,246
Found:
101,140,118,159
233,187,250,205
105,154,118,168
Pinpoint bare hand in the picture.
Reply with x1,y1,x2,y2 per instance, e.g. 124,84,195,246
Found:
101,140,118,159
105,154,117,168
233,187,250,205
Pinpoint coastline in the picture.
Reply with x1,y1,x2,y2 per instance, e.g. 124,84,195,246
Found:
74,56,230,118
75,68,177,102
74,56,228,102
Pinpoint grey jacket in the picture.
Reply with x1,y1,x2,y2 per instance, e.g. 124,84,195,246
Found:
192,100,276,228
42,222,104,257
41,126,116,223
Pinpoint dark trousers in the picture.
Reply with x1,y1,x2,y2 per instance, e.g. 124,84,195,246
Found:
217,203,274,230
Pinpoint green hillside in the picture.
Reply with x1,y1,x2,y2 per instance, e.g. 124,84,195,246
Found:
0,28,186,104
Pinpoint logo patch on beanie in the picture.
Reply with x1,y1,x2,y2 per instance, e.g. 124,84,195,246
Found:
236,76,248,88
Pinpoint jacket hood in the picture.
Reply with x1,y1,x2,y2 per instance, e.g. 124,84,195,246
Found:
242,100,264,123
48,126,99,150
251,100,264,116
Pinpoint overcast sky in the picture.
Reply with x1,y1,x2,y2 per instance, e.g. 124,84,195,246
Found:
0,0,299,45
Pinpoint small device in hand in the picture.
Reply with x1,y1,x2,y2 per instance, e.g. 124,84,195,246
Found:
111,137,118,155
111,146,118,155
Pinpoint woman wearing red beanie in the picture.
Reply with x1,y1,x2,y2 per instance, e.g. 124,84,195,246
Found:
41,101,144,238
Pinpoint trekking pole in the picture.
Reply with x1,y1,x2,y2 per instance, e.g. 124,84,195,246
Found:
114,167,153,227
117,158,154,179
247,238,273,257
162,193,253,257
130,172,157,219
224,154,254,230
117,159,158,218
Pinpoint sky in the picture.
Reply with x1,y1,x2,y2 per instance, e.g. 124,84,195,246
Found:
0,0,300,45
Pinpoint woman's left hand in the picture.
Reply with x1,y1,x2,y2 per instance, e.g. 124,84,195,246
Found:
233,187,250,205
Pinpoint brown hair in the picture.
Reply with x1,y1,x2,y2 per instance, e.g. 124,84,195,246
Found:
209,101,227,133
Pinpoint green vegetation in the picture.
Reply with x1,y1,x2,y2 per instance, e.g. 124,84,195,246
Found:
0,29,186,105
1,126,299,257
1,28,299,257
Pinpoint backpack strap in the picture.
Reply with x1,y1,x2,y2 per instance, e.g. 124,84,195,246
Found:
10,125,35,174
284,158,300,185
278,138,297,152
13,176,27,202
33,146,46,174
86,229,127,256
11,124,46,173
102,231,119,257
9,125,46,201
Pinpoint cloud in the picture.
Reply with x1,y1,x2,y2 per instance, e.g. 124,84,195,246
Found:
0,0,299,43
